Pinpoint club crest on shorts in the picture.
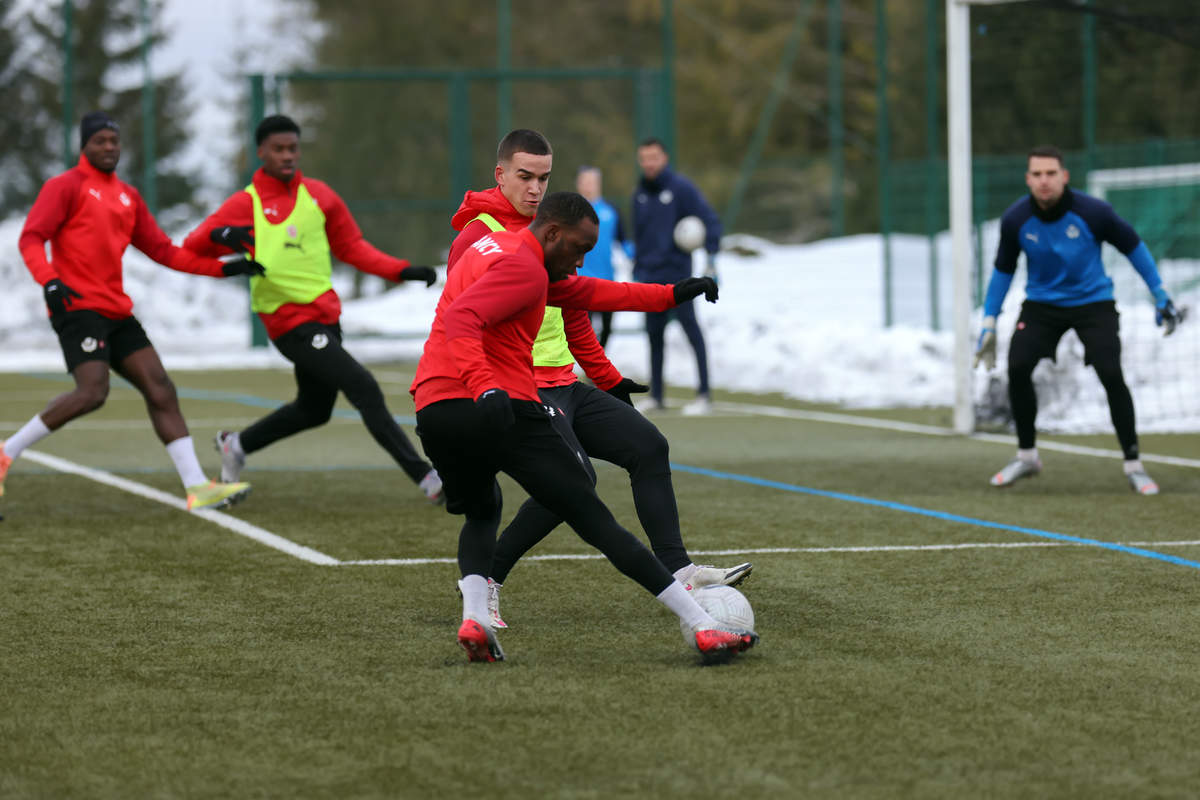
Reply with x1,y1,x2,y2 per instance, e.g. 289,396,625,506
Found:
311,332,329,350
80,337,99,353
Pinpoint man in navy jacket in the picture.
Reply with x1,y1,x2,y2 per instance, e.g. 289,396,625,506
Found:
631,138,722,415
975,145,1182,495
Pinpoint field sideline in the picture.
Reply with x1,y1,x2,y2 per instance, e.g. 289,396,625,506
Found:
3,365,1199,798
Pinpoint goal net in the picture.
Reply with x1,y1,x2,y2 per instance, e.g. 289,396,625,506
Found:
950,0,1200,435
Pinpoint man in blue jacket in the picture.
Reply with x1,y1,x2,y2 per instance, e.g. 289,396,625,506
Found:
631,138,722,415
974,145,1182,495
575,165,626,347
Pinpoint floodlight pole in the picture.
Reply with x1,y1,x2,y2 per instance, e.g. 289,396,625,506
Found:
947,0,974,435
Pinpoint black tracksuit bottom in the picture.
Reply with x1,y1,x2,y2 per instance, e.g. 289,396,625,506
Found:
239,322,432,483
489,382,691,584
415,396,673,595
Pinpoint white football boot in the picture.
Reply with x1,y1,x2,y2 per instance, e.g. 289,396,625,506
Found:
989,457,1042,487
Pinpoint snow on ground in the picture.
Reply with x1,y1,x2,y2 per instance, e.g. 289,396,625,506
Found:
2,215,1198,432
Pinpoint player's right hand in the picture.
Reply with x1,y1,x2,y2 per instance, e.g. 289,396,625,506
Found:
43,278,82,316
974,315,997,370
210,225,255,252
476,388,515,433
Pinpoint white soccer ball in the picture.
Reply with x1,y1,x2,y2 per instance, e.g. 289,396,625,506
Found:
673,215,706,252
680,585,756,647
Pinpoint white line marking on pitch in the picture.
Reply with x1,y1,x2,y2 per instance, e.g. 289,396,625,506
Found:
337,539,1200,566
711,401,1200,469
19,449,339,565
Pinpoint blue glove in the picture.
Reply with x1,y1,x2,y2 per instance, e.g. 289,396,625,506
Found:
1152,287,1182,336
974,315,997,370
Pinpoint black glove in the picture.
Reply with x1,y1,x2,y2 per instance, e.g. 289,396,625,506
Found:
605,378,649,406
43,278,83,315
209,225,255,252
399,265,438,287
221,256,266,277
673,276,719,304
476,388,515,433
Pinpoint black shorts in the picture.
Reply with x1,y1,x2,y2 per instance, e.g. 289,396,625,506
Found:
50,310,153,373
416,397,591,519
1009,300,1121,369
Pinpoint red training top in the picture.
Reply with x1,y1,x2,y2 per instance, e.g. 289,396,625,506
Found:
447,187,623,390
411,227,676,411
183,167,414,340
19,154,227,320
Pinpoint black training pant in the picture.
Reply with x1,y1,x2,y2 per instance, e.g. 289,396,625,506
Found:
490,382,690,584
240,322,431,482
1007,300,1138,460
645,299,709,403
415,397,673,595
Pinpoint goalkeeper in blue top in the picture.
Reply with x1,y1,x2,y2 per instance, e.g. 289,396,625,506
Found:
974,145,1182,495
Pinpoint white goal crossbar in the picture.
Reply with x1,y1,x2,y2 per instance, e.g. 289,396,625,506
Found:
1088,163,1200,200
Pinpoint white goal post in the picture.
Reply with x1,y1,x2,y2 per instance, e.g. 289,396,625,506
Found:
946,0,1040,434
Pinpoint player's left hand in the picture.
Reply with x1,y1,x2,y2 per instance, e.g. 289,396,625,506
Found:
399,265,438,287
221,256,266,277
1154,288,1184,336
673,276,719,304
604,378,649,406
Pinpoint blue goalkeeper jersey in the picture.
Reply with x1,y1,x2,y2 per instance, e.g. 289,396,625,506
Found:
986,187,1162,315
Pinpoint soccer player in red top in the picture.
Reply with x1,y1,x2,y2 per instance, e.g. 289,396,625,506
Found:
182,115,444,504
412,190,757,663
447,130,751,631
1,112,260,511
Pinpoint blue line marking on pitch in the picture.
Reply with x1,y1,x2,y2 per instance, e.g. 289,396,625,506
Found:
671,463,1200,571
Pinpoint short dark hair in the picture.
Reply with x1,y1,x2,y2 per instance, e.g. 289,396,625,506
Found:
497,129,552,163
531,191,599,229
638,137,667,152
256,115,301,145
1027,145,1064,167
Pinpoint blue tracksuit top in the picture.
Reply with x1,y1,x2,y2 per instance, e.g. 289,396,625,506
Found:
984,187,1163,316
578,196,624,282
631,167,722,283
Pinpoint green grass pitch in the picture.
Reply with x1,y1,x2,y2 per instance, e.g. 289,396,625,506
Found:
2,366,1199,798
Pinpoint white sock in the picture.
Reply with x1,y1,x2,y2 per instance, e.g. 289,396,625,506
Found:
226,431,245,458
672,563,697,584
1017,447,1039,464
3,415,53,459
1123,459,1144,475
657,580,717,631
165,436,208,488
458,574,489,623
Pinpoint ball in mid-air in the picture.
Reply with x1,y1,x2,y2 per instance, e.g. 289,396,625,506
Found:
673,215,706,252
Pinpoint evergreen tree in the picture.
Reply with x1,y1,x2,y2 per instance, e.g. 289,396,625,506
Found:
4,0,196,219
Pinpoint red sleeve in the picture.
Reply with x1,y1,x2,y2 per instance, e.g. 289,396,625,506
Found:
129,191,225,277
18,172,80,285
548,275,676,312
309,179,410,280
447,219,495,270
562,308,622,389
182,192,254,257
444,256,543,398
